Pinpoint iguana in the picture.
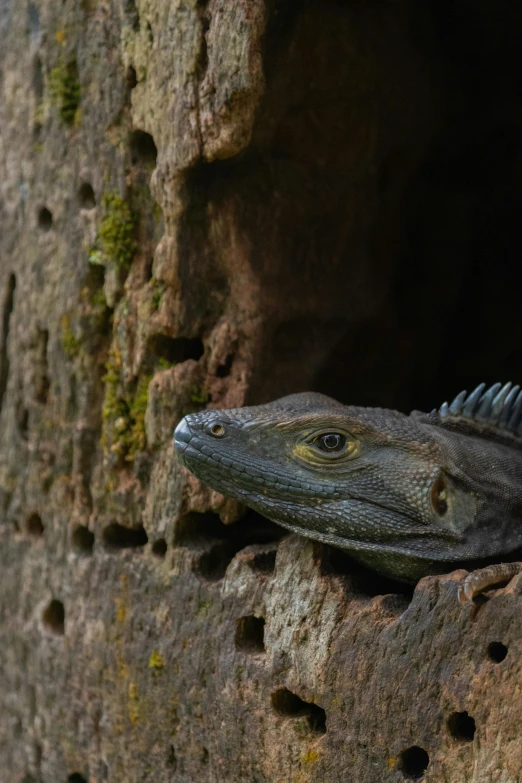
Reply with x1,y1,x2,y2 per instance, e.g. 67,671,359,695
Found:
174,382,522,601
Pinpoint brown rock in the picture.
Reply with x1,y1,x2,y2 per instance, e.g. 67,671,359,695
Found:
2,0,522,781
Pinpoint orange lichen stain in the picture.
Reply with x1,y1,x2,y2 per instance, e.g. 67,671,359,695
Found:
128,682,140,724
115,598,126,624
301,750,319,765
55,29,66,44
118,659,128,679
388,757,397,770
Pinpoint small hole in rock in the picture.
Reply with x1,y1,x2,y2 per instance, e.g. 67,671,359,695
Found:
488,641,508,663
18,407,29,438
398,746,430,779
235,615,265,654
216,353,234,378
25,512,44,538
32,55,44,99
102,523,148,550
67,775,87,783
152,538,167,558
78,183,96,209
271,688,326,734
130,130,157,166
447,711,476,742
35,327,50,403
38,207,53,232
147,334,204,364
42,599,65,635
166,745,177,769
71,524,94,554
126,66,138,90
251,549,277,575
174,511,226,546
196,542,237,581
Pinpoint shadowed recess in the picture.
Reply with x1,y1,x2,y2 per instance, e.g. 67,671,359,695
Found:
71,524,95,554
0,273,16,414
271,688,326,734
36,328,49,403
126,66,138,90
235,615,266,654
319,544,414,604
130,130,158,166
78,182,96,209
38,207,53,231
25,512,44,538
447,711,476,742
32,54,43,99
167,745,177,769
147,334,204,365
67,775,88,783
216,352,234,378
174,0,522,415
102,523,148,550
175,510,284,581
250,548,277,575
152,538,167,558
398,746,430,780
42,599,65,636
488,641,508,663
196,542,240,581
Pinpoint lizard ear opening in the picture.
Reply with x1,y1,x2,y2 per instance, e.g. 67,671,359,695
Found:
431,475,448,516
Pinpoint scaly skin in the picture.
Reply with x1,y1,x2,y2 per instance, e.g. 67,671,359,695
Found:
174,386,522,589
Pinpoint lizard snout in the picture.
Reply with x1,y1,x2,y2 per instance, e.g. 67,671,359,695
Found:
173,417,193,456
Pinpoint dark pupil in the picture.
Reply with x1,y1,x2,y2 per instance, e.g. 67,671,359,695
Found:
320,433,344,451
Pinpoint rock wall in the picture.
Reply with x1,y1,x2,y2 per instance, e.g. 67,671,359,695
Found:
2,0,522,781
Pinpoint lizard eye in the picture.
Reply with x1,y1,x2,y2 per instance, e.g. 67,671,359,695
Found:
209,423,226,438
431,475,448,516
295,429,358,466
316,433,346,452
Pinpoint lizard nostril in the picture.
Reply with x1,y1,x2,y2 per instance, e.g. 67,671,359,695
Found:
210,423,226,438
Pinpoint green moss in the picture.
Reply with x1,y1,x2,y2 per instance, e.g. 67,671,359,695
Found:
101,346,126,452
126,374,151,458
150,277,165,311
153,200,163,226
148,650,165,670
196,599,213,618
89,287,107,310
157,357,175,370
91,192,137,270
189,385,207,406
101,347,151,462
61,313,81,358
48,59,80,125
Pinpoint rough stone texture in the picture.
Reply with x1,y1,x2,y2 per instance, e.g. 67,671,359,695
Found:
2,0,522,781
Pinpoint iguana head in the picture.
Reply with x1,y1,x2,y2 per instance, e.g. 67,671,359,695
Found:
174,391,486,582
